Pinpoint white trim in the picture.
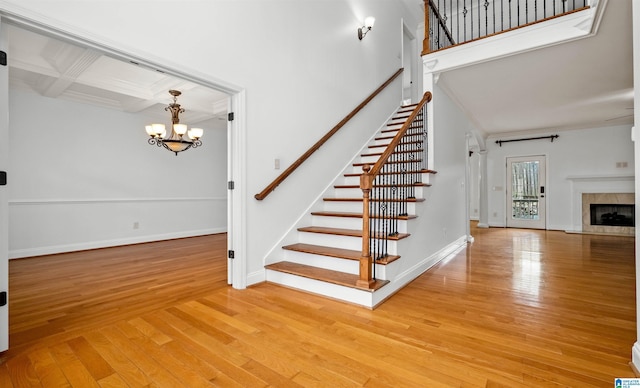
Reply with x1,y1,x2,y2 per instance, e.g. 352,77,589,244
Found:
566,174,634,182
632,342,640,373
247,269,265,286
9,197,225,205
0,15,9,353
9,227,227,259
230,90,248,289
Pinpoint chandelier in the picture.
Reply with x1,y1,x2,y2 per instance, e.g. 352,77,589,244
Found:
145,90,203,155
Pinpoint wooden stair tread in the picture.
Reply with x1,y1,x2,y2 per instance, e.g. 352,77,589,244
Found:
311,211,417,220
298,226,361,237
324,197,425,203
283,243,361,260
282,243,401,264
298,226,410,240
265,261,390,291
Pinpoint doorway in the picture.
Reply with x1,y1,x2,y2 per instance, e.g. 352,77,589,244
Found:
506,155,546,229
0,15,246,352
402,21,419,103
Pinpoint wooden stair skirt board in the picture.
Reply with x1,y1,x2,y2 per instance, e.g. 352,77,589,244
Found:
265,103,433,308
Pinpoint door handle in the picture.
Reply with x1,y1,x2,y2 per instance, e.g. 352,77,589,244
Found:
540,185,545,198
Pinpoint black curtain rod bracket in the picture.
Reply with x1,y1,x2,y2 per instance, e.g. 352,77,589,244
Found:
495,134,559,147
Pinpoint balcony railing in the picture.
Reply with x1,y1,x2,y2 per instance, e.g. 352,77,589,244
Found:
423,0,589,54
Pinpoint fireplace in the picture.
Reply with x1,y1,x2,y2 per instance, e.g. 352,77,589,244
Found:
590,204,635,227
582,193,634,235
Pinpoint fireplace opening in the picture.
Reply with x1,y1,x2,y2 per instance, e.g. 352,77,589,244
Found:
590,204,635,227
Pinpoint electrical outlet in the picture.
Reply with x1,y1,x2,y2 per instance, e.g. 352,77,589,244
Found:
133,222,139,229
275,159,280,170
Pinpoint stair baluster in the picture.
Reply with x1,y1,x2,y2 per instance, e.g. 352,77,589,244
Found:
358,92,433,286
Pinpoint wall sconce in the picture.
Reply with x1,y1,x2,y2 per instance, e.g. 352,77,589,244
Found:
358,16,375,40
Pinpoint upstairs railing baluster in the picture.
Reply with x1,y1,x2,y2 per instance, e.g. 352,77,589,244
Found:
423,0,590,54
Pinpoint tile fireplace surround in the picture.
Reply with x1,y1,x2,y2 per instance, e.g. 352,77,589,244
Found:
568,175,634,235
582,193,634,235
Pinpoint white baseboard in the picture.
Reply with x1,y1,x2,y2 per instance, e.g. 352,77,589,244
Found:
247,269,266,286
631,342,640,375
9,228,227,259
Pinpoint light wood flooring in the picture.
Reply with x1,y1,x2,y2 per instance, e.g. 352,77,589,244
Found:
0,225,636,386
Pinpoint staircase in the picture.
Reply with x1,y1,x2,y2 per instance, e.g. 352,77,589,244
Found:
265,100,437,308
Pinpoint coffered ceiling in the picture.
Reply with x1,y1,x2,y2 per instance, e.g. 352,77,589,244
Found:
6,23,229,124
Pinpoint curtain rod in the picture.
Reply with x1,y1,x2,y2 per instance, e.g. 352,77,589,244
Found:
495,134,559,147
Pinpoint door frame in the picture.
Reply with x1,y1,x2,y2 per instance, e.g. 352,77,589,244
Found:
401,19,419,103
0,7,249,350
505,155,547,229
0,16,9,353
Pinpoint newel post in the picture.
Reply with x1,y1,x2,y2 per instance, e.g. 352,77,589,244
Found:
422,0,431,55
357,164,375,289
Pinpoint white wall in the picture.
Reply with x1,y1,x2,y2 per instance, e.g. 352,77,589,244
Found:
8,89,227,258
485,125,634,230
0,1,418,281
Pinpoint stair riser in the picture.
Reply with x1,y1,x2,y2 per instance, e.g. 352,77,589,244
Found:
265,270,377,308
311,215,363,230
298,232,398,254
282,250,360,275
324,201,417,215
310,215,409,234
359,155,381,165
333,187,425,199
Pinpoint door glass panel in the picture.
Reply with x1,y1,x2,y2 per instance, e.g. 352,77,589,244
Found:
511,161,539,220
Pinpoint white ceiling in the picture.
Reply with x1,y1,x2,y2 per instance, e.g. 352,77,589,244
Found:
434,0,633,137
6,24,229,125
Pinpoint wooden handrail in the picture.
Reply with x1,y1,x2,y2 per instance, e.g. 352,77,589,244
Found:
357,90,432,288
368,91,432,179
254,68,404,201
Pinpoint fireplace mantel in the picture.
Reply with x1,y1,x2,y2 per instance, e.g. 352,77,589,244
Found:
566,174,634,182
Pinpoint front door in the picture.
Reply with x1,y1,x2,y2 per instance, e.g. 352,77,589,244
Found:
506,156,546,229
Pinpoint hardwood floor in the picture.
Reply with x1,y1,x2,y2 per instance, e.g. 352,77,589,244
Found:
0,225,636,387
